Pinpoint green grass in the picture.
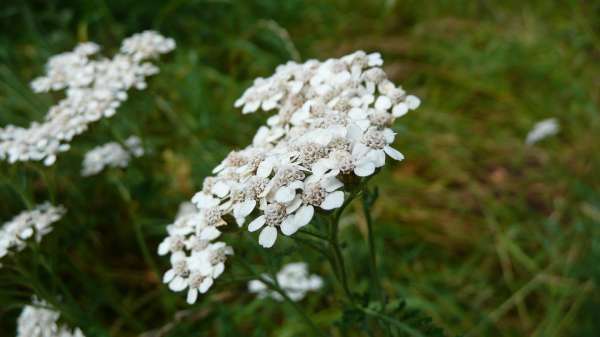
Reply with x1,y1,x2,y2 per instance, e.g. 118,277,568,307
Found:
0,1,599,336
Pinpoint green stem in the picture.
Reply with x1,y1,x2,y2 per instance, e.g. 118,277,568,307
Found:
325,190,360,304
329,216,353,303
297,228,329,241
1,171,34,208
264,276,328,337
359,307,425,337
362,189,384,303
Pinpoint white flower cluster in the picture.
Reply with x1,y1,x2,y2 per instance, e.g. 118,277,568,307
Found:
0,31,174,166
525,118,559,145
17,299,85,337
81,136,144,176
158,202,233,304
160,50,419,303
248,262,323,301
0,202,65,262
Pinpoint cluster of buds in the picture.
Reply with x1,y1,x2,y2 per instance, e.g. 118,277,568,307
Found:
160,50,420,303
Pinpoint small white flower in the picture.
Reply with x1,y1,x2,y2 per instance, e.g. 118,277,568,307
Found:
525,118,559,145
160,202,233,304
0,203,65,264
17,298,85,337
281,175,344,236
248,262,323,301
81,136,143,176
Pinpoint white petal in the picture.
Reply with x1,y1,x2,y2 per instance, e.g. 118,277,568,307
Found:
244,100,261,113
20,228,33,239
347,123,363,142
363,93,375,104
383,128,396,143
158,240,170,255
262,98,277,110
186,289,198,304
405,95,421,110
212,162,225,174
384,146,404,161
312,129,333,145
354,161,375,177
234,199,256,218
288,180,304,190
213,181,230,197
352,143,370,158
275,186,296,203
356,119,371,131
349,108,367,120
235,216,246,227
248,215,266,232
213,263,225,278
321,191,345,210
253,126,269,145
392,103,408,117
200,226,221,240
259,226,278,248
312,158,333,177
169,276,187,292
163,269,176,283
43,155,56,166
372,150,386,167
322,176,343,192
294,205,314,228
286,196,303,213
257,160,273,177
199,277,214,293
289,81,303,94
281,217,298,236
375,96,392,110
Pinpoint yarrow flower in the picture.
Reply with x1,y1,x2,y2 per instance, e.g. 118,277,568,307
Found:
157,202,233,304
81,136,144,176
17,298,85,337
525,118,559,145
160,50,420,303
248,262,323,301
0,31,174,166
0,202,65,264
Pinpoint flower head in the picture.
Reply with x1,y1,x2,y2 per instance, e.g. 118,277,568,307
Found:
158,202,233,304
0,31,174,166
81,136,144,176
160,50,420,302
17,298,85,337
194,50,419,248
248,262,323,301
0,203,65,264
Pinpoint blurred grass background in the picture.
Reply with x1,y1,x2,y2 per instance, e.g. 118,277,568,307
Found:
0,0,599,336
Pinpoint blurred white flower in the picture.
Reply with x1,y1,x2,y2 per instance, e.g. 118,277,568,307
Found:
0,31,174,166
81,136,144,176
17,298,85,337
0,202,65,263
248,262,323,301
525,118,560,145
